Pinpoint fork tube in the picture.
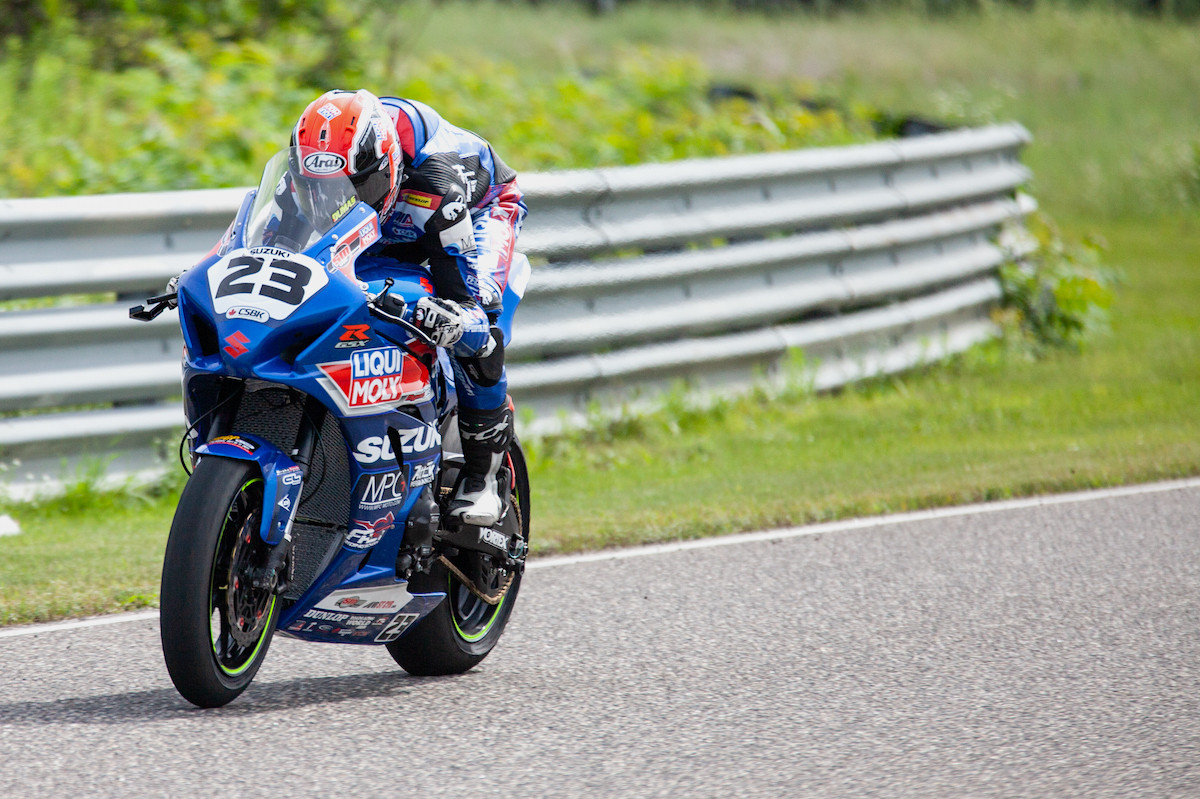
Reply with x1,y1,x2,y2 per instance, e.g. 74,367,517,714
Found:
292,394,329,477
206,379,245,441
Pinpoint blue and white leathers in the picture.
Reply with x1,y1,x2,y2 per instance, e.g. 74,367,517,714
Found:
362,96,529,411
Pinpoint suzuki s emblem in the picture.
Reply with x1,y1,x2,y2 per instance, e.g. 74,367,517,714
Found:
223,331,250,358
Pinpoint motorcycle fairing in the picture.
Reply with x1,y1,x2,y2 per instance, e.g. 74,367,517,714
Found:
193,433,304,547
278,576,444,645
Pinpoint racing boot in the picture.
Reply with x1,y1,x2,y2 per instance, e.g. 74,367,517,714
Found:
448,403,513,527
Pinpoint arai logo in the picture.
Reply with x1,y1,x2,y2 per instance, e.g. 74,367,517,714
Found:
302,152,347,175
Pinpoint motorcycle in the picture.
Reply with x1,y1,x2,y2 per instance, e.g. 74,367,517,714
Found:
130,147,530,708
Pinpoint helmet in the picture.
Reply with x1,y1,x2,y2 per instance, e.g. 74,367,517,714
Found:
292,89,403,218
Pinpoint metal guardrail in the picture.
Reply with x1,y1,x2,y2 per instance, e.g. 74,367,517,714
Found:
0,124,1033,490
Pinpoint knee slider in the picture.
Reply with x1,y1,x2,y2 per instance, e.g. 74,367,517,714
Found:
458,327,505,388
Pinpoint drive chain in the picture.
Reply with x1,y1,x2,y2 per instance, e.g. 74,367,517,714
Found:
438,555,516,606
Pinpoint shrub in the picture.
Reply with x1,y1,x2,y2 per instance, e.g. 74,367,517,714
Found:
997,213,1118,353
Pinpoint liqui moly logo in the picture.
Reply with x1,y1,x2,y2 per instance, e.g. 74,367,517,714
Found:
317,346,430,415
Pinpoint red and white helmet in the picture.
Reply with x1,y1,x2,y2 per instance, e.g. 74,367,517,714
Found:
293,89,403,218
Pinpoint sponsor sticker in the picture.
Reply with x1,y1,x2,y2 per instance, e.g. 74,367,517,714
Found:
335,595,399,611
279,466,303,486
345,512,395,550
316,103,342,120
441,199,467,220
479,527,508,550
210,435,258,454
356,471,406,511
329,215,380,277
302,152,346,175
353,427,441,465
317,346,431,415
450,165,478,196
313,583,414,617
223,331,250,358
248,246,295,258
410,461,436,488
400,190,440,210
303,610,350,623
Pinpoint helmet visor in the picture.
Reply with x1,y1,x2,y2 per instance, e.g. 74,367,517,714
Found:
289,147,361,227
243,148,360,252
350,153,395,214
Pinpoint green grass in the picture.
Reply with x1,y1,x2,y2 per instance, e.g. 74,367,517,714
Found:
529,212,1200,550
3,2,1200,624
0,478,181,624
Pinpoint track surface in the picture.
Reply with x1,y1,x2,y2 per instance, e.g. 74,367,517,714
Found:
1,482,1197,798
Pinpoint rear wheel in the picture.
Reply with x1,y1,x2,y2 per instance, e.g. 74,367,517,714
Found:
387,441,530,676
160,457,279,707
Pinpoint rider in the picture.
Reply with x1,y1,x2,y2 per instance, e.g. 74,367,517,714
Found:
292,89,528,528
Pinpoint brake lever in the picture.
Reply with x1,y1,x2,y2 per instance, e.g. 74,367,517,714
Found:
367,278,439,349
129,292,178,322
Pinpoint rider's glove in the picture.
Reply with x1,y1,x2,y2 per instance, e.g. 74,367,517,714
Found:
164,274,181,309
413,297,466,349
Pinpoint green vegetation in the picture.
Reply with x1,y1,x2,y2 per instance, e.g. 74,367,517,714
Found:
0,472,182,623
0,4,874,198
3,2,1199,624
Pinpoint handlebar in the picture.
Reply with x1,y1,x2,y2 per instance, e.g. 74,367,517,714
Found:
129,293,178,322
367,278,439,349
130,280,440,354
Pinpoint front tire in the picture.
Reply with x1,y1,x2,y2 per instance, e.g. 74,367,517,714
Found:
387,441,530,676
160,457,279,708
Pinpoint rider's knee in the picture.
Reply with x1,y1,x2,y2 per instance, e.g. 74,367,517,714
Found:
456,326,505,388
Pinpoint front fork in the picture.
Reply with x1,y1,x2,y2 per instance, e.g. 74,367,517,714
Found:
256,395,328,590
194,384,328,595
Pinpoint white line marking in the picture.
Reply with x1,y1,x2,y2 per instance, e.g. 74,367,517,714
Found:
0,609,161,639
3,477,1197,639
528,476,1200,569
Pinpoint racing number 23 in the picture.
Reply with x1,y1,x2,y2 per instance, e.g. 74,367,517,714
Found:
216,255,311,305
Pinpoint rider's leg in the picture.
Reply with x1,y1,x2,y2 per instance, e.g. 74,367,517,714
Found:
442,200,523,526
450,395,514,527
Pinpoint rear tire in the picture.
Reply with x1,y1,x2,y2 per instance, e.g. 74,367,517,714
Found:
160,457,279,708
387,440,530,676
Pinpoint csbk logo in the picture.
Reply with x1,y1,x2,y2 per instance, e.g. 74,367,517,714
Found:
317,346,430,414
353,427,441,464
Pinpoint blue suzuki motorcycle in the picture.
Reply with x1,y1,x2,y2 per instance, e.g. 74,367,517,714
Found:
130,148,530,708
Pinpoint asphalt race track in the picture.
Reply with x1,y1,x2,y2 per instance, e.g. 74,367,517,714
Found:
1,480,1197,798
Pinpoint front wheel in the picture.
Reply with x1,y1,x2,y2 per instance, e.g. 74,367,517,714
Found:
387,440,531,676
160,457,279,707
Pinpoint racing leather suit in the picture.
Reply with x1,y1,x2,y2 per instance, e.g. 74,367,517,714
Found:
357,98,528,525
358,97,528,412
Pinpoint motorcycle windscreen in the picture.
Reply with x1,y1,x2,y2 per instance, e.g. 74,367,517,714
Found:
242,147,364,254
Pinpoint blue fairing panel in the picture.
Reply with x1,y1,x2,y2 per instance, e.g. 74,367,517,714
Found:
194,433,303,546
